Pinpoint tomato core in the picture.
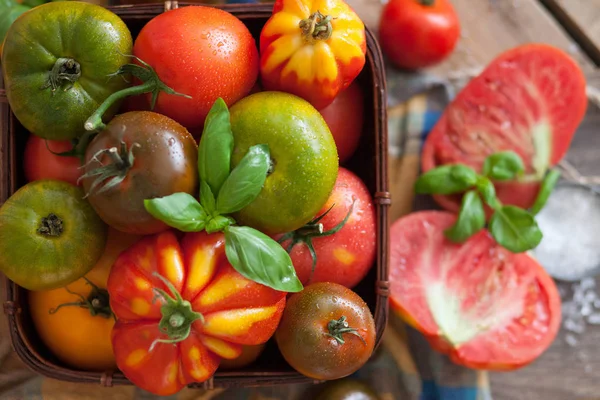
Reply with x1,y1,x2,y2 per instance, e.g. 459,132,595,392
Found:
152,273,203,349
37,213,64,237
299,11,334,41
43,58,82,93
327,315,366,345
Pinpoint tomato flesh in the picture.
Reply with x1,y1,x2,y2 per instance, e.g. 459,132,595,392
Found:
422,44,587,210
390,211,561,370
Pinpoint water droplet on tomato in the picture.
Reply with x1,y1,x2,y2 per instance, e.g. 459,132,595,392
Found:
332,296,338,303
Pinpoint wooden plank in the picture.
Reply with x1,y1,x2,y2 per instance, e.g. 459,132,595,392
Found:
540,0,600,66
490,70,600,400
346,0,596,75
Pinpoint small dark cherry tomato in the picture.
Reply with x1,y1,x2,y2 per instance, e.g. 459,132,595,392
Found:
81,111,198,235
275,282,376,380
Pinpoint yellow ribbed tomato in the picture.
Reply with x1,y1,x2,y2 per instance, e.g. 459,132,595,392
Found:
259,0,366,109
29,229,141,371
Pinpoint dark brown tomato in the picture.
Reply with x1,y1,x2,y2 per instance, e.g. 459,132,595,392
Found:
275,282,376,380
82,111,198,235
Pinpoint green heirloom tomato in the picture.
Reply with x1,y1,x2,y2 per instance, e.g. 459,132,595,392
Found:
1,1,132,140
0,180,107,291
229,92,338,234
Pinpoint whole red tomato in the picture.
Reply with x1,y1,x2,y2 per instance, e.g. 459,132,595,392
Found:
24,136,81,186
108,231,287,396
319,83,364,163
275,282,375,380
132,6,259,131
379,0,460,70
279,168,376,288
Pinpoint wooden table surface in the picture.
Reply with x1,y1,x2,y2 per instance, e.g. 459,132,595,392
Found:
346,0,600,399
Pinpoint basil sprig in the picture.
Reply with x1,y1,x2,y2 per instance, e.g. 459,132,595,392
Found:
415,151,559,253
144,98,302,293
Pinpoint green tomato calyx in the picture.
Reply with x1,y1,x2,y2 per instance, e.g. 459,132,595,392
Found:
327,315,367,345
418,0,435,6
41,58,81,94
37,213,64,237
300,11,334,41
150,272,203,351
49,277,113,319
84,55,191,132
79,140,140,198
278,200,355,282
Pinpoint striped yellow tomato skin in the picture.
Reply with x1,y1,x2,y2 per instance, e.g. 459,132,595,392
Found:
259,0,366,110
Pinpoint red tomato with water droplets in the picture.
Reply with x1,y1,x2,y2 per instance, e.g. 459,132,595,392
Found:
131,6,259,132
422,44,587,213
389,211,561,370
108,231,286,396
279,168,376,289
24,136,82,186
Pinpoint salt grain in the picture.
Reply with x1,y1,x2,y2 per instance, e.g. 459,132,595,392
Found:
587,313,600,325
565,334,579,347
565,318,586,334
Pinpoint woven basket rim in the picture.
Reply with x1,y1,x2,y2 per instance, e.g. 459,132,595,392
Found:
1,1,390,389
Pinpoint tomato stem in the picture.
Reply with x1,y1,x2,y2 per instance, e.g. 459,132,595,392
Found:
299,11,334,41
78,141,141,198
41,58,81,94
37,213,63,237
49,277,113,319
149,272,203,352
327,315,367,345
278,200,355,282
418,0,435,5
84,55,192,133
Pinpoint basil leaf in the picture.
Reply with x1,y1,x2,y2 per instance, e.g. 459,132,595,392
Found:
198,98,234,195
216,144,270,215
415,164,478,195
489,206,542,253
206,215,235,234
224,225,303,292
530,169,561,216
483,151,525,181
200,181,216,215
476,177,501,210
144,193,208,232
444,190,486,243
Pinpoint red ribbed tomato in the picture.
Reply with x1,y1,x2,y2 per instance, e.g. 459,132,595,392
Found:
422,44,587,213
389,211,561,370
108,231,286,395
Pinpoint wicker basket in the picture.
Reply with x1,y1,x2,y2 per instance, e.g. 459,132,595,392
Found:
0,1,390,389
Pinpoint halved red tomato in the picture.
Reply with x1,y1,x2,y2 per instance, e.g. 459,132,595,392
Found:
422,44,587,212
389,211,561,370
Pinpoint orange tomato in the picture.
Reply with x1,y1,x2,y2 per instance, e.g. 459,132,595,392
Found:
29,228,141,371
218,344,266,370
